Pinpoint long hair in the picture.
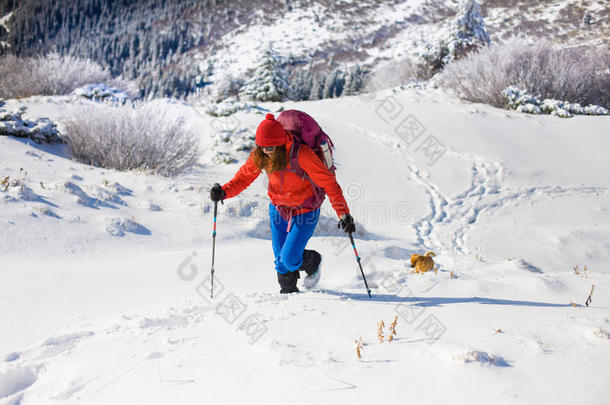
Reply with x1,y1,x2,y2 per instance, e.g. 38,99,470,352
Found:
251,145,288,173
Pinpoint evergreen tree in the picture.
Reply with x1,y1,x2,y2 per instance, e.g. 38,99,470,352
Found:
290,69,313,101
343,65,365,96
416,0,490,79
448,0,491,61
309,72,326,101
238,46,291,102
322,68,345,99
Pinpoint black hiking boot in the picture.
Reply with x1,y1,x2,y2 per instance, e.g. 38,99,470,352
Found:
300,249,322,276
277,270,300,294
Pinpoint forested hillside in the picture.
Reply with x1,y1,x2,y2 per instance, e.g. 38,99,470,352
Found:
1,0,607,100
0,0,385,99
1,0,236,98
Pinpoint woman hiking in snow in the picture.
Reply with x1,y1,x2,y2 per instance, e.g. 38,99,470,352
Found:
210,112,356,294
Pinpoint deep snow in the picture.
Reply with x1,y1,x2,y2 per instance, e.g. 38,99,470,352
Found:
1,88,609,404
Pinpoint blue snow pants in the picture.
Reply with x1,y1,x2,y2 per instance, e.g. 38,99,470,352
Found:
269,203,320,274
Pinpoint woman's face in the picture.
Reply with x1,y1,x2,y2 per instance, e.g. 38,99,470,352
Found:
261,146,276,157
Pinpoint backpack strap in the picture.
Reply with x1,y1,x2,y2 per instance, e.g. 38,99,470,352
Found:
287,138,328,212
288,138,307,179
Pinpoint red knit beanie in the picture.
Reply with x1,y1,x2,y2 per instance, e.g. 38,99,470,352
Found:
255,113,287,147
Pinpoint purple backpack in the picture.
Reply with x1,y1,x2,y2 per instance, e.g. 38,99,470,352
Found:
276,110,335,211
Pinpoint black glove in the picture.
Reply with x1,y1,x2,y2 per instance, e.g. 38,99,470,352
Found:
338,213,356,234
210,183,226,202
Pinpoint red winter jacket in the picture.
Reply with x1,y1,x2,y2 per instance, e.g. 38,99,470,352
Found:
222,133,350,220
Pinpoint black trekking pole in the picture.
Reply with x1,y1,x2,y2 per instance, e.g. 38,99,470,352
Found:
211,200,218,299
210,183,225,299
348,232,372,298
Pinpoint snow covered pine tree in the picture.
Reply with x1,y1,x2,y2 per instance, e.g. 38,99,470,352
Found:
238,46,291,102
418,0,491,78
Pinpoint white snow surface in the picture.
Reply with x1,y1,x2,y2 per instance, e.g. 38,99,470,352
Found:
1,89,609,404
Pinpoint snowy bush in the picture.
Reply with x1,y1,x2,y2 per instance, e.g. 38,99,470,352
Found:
239,47,291,102
364,58,416,92
0,53,138,99
205,100,260,117
211,73,245,103
416,0,490,79
71,83,131,104
62,102,201,176
502,86,609,118
208,126,256,165
440,38,610,109
0,105,62,143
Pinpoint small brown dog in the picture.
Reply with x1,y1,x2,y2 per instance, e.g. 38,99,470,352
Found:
411,251,435,273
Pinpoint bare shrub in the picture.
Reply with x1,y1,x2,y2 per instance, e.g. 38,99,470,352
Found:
0,54,33,98
439,38,610,108
34,53,108,95
364,57,416,92
0,53,138,99
62,102,201,177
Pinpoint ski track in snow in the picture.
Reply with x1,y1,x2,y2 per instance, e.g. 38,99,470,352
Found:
349,124,608,259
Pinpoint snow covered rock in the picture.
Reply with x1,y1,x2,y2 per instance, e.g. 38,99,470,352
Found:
0,105,62,143
516,258,543,273
1,178,40,203
105,216,151,237
52,180,100,208
148,202,162,212
0,169,46,204
86,185,127,206
453,350,510,367
101,180,132,196
71,83,131,104
52,179,131,208
31,206,60,218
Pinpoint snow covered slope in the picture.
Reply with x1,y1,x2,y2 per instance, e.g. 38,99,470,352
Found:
204,0,610,81
1,89,609,404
